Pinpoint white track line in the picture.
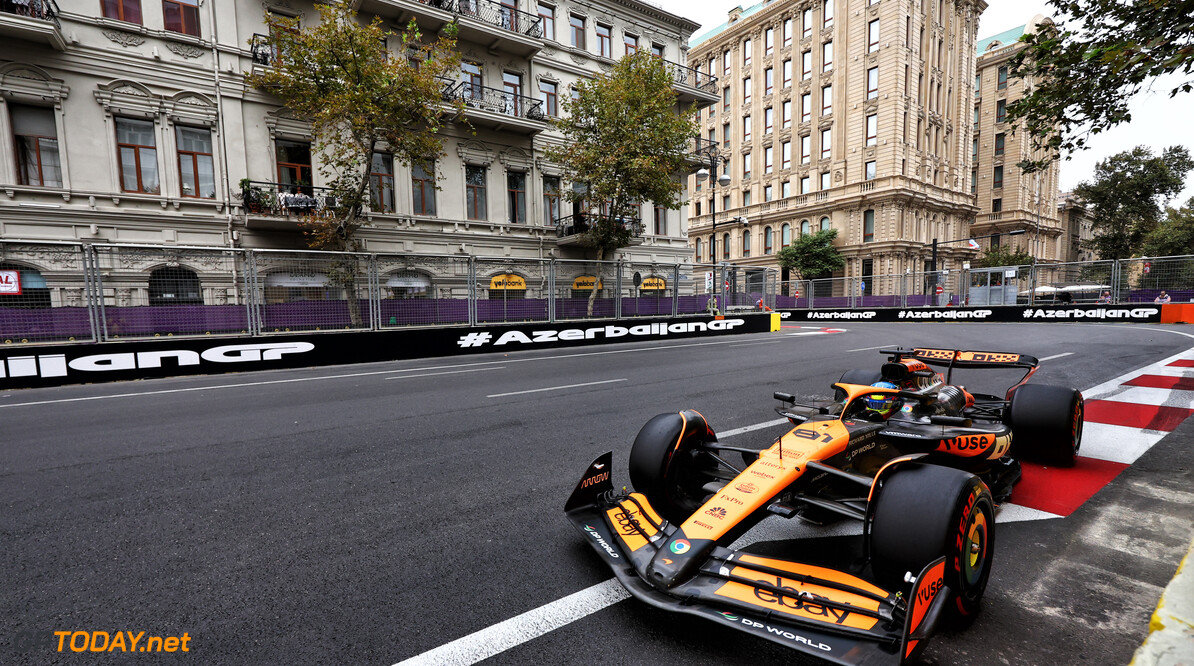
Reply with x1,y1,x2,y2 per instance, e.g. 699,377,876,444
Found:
846,345,889,353
487,379,626,398
384,367,504,381
1040,352,1074,361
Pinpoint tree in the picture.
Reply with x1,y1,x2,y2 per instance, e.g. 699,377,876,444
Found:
1142,197,1194,257
776,229,845,280
1008,0,1194,172
546,51,696,315
1073,146,1194,259
246,4,464,325
972,246,1036,269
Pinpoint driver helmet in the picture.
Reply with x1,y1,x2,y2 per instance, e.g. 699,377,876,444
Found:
862,381,900,417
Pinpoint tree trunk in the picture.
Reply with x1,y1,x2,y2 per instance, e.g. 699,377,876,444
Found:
343,140,378,327
586,246,605,317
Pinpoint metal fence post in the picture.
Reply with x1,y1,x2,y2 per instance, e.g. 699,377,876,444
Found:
82,244,100,343
672,264,680,317
467,255,477,327
615,259,623,319
548,259,556,323
91,246,110,341
368,254,380,330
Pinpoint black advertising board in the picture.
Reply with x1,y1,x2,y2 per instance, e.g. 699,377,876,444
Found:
778,304,1163,324
0,315,767,389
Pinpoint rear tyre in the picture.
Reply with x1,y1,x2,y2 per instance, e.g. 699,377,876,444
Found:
870,464,995,625
839,368,883,386
629,411,718,524
1009,384,1083,467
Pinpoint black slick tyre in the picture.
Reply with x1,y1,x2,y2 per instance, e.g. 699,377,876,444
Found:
1009,384,1084,467
870,464,995,626
628,411,717,524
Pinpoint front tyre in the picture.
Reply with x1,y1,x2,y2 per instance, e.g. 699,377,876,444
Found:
1009,384,1084,467
628,410,718,524
869,464,995,625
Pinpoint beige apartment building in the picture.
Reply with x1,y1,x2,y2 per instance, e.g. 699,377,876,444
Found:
0,0,713,305
686,0,985,292
970,15,1063,262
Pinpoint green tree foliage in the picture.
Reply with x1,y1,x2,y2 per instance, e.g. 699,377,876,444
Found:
546,51,696,315
776,229,845,280
1008,0,1194,172
1143,197,1194,257
1073,146,1194,260
246,4,463,323
972,246,1036,269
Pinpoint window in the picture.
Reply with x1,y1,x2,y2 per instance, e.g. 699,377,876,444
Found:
783,19,792,46
765,28,774,55
723,232,731,258
148,266,201,306
820,127,831,159
995,132,1005,156
764,146,773,173
822,41,833,71
782,141,791,168
823,0,833,28
972,137,978,159
176,126,215,198
867,67,878,99
11,104,61,188
820,216,830,231
743,152,751,178
743,39,752,66
863,209,875,242
462,62,482,99
569,15,585,49
801,92,811,122
802,50,812,79
868,19,879,52
800,175,810,193
782,100,792,128
781,223,791,247
970,168,977,194
974,103,980,130
992,198,1002,212
865,114,877,146
624,33,637,55
694,238,702,261
723,122,730,147
974,72,981,96
997,66,1008,89
801,219,810,235
764,185,773,202
465,164,486,220
596,24,611,57
695,200,702,216
275,139,310,190
822,84,832,115
723,87,731,113
800,135,810,164
540,80,558,116
743,115,751,141
723,194,730,210
507,171,526,223
102,0,142,24
116,117,159,193
996,99,1006,123
743,77,752,104
764,227,773,254
723,50,731,75
820,171,830,190
411,162,435,215
654,205,666,235
502,72,523,116
651,43,664,58
765,68,773,95
742,229,751,256
782,180,791,197
539,3,555,41
764,107,773,133
865,160,876,180
783,59,792,87
802,8,812,38
163,0,199,36
993,165,1003,189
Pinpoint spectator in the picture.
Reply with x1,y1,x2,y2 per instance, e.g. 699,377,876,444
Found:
1155,291,1172,304
1058,291,1073,303
1098,291,1112,304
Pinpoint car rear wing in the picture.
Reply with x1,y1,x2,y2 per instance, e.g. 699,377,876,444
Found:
880,347,1041,370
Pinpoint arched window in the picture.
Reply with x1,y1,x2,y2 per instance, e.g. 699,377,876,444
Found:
801,219,810,235
148,266,202,306
863,209,875,243
694,238,702,261
722,232,730,260
0,262,51,309
781,223,791,247
742,230,751,257
764,227,774,254
820,216,830,231
385,271,431,299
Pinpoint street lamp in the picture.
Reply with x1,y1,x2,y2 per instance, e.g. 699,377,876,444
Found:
695,162,731,309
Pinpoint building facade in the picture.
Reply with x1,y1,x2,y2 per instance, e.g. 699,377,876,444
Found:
686,0,985,292
0,0,713,306
1057,191,1096,263
970,15,1063,262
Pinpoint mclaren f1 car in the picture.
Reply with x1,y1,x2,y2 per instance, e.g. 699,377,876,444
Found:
565,347,1084,665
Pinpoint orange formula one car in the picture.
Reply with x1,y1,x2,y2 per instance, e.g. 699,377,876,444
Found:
565,347,1084,665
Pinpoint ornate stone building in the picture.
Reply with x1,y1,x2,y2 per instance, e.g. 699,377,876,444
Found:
685,0,985,292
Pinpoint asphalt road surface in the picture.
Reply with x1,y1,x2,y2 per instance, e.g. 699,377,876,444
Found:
3,322,1193,665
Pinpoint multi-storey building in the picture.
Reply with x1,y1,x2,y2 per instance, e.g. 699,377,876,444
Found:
1057,191,1096,263
686,0,984,292
970,15,1062,261
0,0,713,304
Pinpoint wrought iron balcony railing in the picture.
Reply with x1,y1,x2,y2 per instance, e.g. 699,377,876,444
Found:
556,213,644,239
448,0,543,38
1,0,60,27
442,80,546,121
664,59,717,93
238,181,342,217
250,33,275,66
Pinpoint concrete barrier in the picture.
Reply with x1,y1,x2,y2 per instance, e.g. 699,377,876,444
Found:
1131,539,1194,665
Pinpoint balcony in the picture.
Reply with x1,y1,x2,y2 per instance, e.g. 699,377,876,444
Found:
663,59,718,106
442,80,547,134
357,0,542,57
686,137,719,170
0,0,65,50
556,213,644,247
237,181,343,230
